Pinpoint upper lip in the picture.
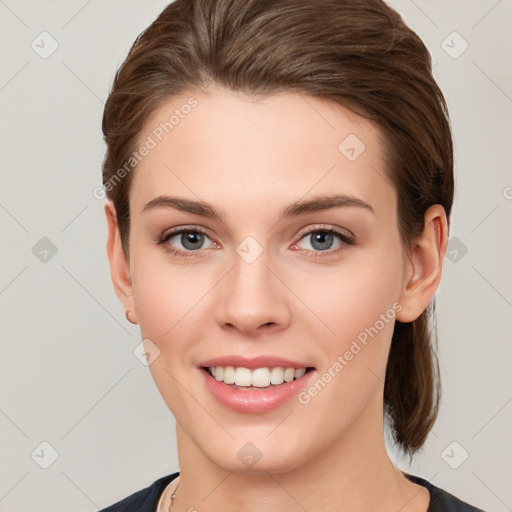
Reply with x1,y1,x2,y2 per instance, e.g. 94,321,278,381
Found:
198,355,314,370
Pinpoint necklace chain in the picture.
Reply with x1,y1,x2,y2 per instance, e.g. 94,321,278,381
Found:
168,480,179,512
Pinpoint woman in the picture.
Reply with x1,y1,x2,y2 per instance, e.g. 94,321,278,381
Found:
99,0,485,510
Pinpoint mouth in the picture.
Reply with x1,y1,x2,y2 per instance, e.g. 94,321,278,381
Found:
201,365,316,390
197,355,318,413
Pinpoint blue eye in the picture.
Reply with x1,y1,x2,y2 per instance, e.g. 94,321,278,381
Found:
159,228,217,257
157,225,355,260
293,228,355,254
174,231,207,250
307,231,336,251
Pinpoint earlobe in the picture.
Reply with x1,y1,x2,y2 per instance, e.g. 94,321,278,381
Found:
396,205,448,323
105,202,138,323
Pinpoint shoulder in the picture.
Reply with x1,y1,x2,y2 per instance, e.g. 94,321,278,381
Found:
98,472,180,512
405,473,487,512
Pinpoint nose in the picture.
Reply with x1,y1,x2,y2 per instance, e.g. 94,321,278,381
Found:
214,250,291,336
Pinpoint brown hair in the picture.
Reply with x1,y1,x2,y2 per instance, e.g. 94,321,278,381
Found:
102,0,453,457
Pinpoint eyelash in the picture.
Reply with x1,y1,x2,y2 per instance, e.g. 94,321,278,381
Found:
294,224,355,258
157,225,355,259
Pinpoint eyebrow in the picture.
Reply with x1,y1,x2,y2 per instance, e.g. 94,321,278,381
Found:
141,193,375,220
142,196,222,218
279,194,375,219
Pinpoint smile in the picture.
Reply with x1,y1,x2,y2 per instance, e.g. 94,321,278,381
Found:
200,366,316,413
205,366,311,388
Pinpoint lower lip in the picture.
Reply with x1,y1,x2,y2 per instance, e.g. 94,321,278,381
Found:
200,368,316,413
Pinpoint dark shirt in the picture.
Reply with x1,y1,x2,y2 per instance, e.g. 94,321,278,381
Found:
98,471,486,511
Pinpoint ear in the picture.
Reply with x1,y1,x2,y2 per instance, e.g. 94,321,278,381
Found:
396,204,448,323
105,201,138,323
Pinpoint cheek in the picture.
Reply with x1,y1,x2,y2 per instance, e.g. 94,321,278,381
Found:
290,251,403,425
129,257,214,410
134,274,207,344
129,245,211,344
291,248,403,348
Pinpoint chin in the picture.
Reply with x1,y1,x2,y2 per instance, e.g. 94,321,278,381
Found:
200,432,312,475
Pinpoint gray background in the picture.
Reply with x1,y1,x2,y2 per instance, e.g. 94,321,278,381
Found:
1,1,511,510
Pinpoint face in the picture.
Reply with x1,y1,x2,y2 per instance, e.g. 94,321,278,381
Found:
111,86,416,473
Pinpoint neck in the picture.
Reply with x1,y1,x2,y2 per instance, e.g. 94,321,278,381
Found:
171,391,428,512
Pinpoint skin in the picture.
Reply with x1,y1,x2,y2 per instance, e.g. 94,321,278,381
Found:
105,85,448,512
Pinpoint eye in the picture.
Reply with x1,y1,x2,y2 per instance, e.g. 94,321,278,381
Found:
291,226,355,254
158,227,218,256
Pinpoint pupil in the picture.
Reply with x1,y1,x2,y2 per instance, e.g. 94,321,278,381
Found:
182,232,204,250
311,232,333,251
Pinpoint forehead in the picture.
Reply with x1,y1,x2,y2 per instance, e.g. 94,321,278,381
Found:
130,87,395,219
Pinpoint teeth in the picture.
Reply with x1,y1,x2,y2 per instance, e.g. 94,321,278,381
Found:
294,368,306,379
209,366,308,387
223,366,235,384
234,367,253,386
214,366,224,381
248,367,268,387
